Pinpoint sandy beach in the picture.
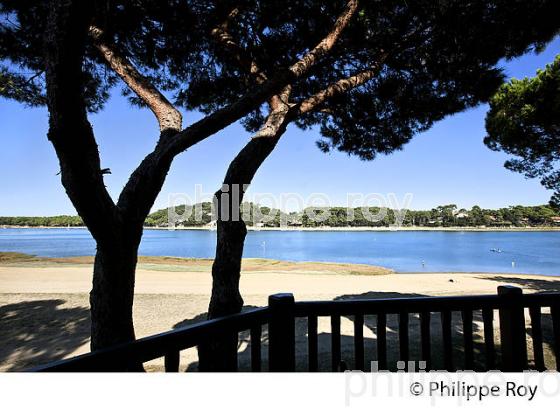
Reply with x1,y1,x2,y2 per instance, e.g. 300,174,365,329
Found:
1,255,559,371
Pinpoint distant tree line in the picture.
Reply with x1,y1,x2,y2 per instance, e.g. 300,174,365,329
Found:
112,202,560,228
297,204,560,227
0,215,83,227
4,203,558,228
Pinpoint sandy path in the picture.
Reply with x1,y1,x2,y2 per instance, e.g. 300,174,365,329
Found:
2,266,558,297
1,266,560,371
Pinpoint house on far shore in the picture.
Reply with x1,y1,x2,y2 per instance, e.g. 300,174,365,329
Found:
551,216,560,225
490,220,513,227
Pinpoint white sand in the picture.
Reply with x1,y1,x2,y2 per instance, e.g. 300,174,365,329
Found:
2,266,558,297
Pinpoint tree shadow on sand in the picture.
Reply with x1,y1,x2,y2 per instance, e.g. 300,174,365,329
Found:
473,275,560,369
476,275,560,293
173,305,266,371
0,300,90,371
172,291,507,372
333,291,491,371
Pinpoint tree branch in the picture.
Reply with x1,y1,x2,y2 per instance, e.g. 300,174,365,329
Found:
211,8,267,84
212,9,297,119
288,0,359,77
89,25,182,132
218,89,292,213
297,54,387,115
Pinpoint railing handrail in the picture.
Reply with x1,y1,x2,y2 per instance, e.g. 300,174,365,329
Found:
293,291,560,316
294,294,501,316
33,307,270,372
521,292,560,306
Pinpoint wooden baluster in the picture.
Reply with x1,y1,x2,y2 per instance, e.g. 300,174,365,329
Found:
462,310,474,370
377,313,387,370
482,308,496,370
354,314,364,371
441,310,454,371
308,315,318,372
419,311,431,370
529,306,545,371
164,350,180,372
398,312,409,364
551,303,560,371
250,326,262,372
331,314,341,372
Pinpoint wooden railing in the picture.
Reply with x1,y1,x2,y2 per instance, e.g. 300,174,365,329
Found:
32,286,560,372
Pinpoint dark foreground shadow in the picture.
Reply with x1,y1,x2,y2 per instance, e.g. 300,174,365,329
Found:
333,291,488,371
0,300,90,371
172,291,489,372
478,275,560,292
173,289,559,372
173,305,265,371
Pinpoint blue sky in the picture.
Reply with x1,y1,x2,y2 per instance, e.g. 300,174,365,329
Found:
1,38,559,216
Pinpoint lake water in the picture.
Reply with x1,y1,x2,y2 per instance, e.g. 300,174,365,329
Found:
1,228,559,275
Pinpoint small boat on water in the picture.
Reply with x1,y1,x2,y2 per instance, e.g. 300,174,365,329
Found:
490,248,503,253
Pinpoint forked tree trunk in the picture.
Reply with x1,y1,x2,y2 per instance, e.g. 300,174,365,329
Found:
44,0,356,371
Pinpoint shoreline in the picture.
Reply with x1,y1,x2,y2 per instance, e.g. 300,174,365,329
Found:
0,253,394,275
2,225,560,232
1,252,558,277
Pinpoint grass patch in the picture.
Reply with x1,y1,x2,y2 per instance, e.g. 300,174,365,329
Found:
0,252,393,275
0,252,42,263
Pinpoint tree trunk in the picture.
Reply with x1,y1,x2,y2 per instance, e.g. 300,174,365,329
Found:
197,216,247,371
209,219,247,319
89,223,144,370
90,246,137,350
199,112,289,370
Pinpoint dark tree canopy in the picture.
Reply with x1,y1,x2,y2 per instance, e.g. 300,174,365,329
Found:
1,0,205,112
170,0,560,161
485,55,560,207
3,1,559,146
295,0,558,160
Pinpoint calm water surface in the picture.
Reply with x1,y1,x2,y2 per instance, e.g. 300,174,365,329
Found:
1,228,559,275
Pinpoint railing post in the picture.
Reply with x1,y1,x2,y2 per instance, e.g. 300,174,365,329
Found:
498,286,528,371
164,350,180,372
268,293,295,371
